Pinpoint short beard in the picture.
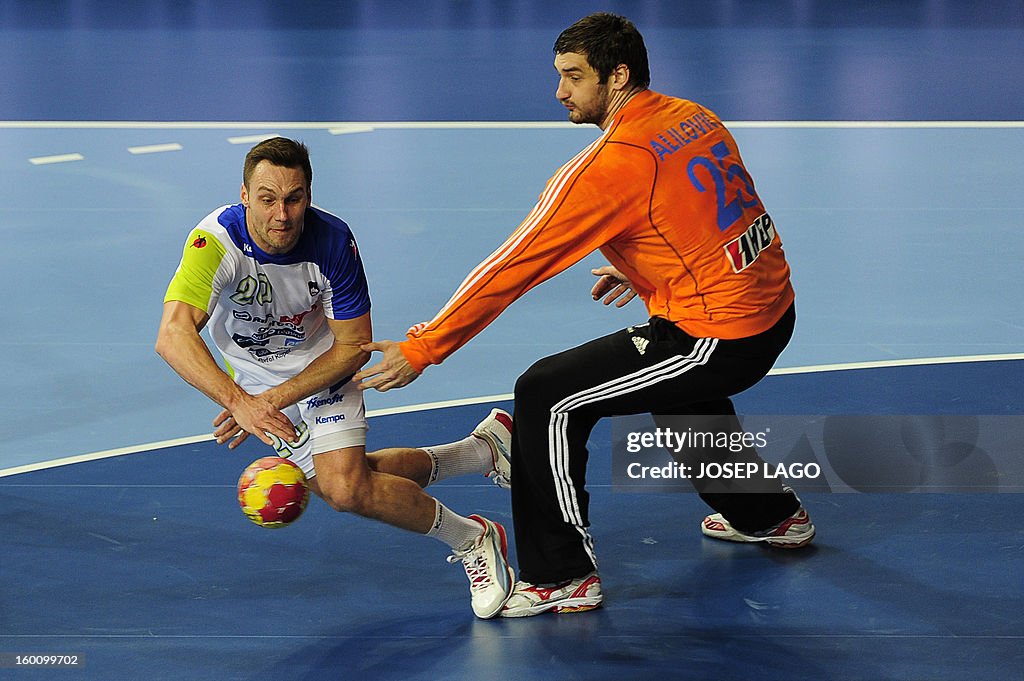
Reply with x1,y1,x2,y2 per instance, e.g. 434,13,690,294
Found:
567,83,610,126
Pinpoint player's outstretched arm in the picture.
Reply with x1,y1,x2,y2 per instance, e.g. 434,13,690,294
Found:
155,300,296,448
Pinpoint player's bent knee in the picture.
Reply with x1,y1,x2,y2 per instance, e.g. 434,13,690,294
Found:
321,489,366,515
514,356,564,406
315,479,371,516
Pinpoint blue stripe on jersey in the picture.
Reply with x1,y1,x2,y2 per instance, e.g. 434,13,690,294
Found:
217,203,371,320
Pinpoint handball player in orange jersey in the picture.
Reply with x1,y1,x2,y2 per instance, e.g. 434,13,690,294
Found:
357,13,814,617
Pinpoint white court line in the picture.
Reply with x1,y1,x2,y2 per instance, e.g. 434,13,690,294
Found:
1,352,1022,480
227,133,282,144
127,143,183,154
16,121,1022,165
4,632,1022,640
0,435,214,479
365,393,514,417
329,122,581,131
771,352,1024,375
0,395,517,480
2,121,579,130
2,120,1022,130
28,152,84,165
727,121,1024,129
327,124,377,135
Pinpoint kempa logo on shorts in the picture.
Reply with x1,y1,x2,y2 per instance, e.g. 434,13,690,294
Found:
315,414,346,425
305,393,344,410
724,213,775,272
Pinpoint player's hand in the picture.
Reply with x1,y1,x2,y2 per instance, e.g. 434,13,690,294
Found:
354,340,421,392
591,266,637,307
212,393,296,449
213,410,252,449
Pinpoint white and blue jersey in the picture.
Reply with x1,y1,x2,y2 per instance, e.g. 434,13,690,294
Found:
164,203,371,475
165,203,370,385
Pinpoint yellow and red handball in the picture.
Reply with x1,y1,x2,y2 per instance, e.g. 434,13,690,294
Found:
237,456,310,528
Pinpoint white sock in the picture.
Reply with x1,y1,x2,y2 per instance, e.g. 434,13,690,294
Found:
425,500,484,551
422,435,492,486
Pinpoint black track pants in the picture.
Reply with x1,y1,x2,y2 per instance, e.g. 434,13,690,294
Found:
510,305,798,584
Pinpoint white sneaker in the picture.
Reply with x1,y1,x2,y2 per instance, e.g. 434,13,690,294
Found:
500,572,603,617
472,408,513,489
448,514,515,619
702,507,815,548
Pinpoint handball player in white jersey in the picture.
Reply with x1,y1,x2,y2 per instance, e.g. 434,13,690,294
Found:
156,137,515,618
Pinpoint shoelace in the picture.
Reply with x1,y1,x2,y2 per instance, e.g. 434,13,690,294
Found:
475,432,512,489
487,470,511,488
448,547,493,592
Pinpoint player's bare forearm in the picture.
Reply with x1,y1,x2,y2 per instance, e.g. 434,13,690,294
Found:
157,300,295,447
262,313,373,409
264,341,370,409
159,330,295,447
155,303,247,410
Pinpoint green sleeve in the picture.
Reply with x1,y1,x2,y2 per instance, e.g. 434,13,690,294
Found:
164,229,228,313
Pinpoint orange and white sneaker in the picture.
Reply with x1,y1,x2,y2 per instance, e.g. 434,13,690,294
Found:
702,507,815,548
499,572,603,617
472,408,513,489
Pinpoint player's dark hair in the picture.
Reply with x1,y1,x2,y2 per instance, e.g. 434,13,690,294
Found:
243,137,313,190
554,13,650,89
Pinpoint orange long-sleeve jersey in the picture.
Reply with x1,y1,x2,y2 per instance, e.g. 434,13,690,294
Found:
400,89,795,373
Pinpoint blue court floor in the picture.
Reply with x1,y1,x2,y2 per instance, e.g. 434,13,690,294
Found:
3,361,1024,681
2,2,1023,680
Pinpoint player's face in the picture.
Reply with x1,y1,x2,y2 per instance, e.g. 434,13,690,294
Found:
241,161,311,255
554,52,611,127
